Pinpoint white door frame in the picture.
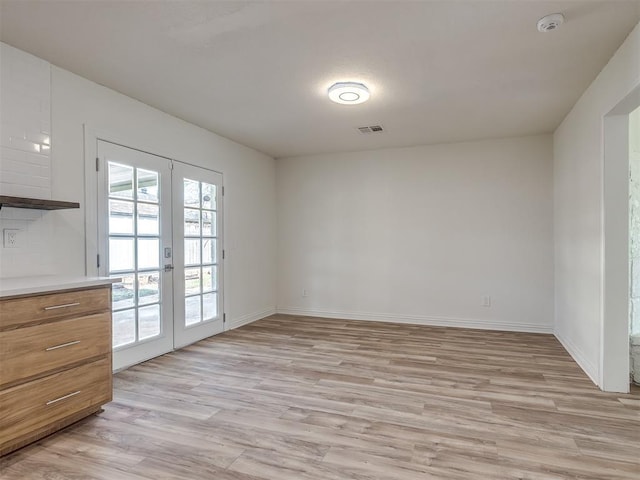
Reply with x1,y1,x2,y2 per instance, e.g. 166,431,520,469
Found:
83,126,226,371
602,85,640,392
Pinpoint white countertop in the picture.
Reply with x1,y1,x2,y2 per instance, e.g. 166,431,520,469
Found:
0,275,119,298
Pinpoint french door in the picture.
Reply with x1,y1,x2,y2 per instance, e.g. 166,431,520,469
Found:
97,140,223,370
172,161,224,348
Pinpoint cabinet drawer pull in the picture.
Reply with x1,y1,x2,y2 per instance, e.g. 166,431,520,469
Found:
45,340,81,351
44,302,81,311
46,390,81,406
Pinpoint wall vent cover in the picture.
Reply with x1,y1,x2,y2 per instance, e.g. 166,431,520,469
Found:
357,125,384,134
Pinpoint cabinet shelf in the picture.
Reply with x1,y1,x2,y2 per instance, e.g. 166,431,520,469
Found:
0,196,80,211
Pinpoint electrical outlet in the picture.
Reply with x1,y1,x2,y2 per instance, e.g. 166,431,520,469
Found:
3,229,22,248
482,295,491,307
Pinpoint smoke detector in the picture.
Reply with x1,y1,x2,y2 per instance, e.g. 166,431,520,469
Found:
537,13,565,32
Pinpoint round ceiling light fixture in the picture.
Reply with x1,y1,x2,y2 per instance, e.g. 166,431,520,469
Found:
537,13,565,32
328,82,370,105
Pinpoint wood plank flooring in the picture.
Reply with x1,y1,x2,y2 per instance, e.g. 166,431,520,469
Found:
1,314,639,479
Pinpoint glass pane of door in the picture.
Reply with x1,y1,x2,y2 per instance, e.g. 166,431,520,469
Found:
108,162,162,347
183,179,218,326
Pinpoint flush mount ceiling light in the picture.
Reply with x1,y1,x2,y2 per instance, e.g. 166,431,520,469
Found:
537,13,565,32
328,82,370,105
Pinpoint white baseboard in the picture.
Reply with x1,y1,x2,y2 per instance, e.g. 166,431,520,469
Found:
276,307,554,334
226,307,276,331
554,329,600,387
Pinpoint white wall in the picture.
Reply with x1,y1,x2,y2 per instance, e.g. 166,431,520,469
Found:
554,22,640,388
277,135,554,333
0,54,277,328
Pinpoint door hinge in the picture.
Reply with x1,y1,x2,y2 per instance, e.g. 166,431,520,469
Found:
222,186,225,196
97,254,100,268
222,249,225,260
96,157,99,171
223,313,226,323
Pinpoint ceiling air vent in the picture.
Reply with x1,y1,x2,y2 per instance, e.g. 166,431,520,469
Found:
357,125,384,134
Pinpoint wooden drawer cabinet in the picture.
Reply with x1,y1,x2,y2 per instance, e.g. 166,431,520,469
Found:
0,358,112,450
0,287,110,329
0,284,113,456
0,312,111,388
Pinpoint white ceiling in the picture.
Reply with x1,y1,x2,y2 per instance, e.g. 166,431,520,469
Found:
1,1,639,159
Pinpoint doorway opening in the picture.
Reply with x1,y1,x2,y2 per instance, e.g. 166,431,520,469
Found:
603,85,640,392
87,138,224,371
629,105,640,385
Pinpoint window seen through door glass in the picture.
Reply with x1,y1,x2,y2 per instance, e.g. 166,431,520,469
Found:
183,179,219,326
108,162,163,348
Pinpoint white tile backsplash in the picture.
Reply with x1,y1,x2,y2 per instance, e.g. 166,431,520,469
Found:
0,42,56,278
0,42,52,199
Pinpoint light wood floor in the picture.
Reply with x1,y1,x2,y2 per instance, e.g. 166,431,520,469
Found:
2,315,639,479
